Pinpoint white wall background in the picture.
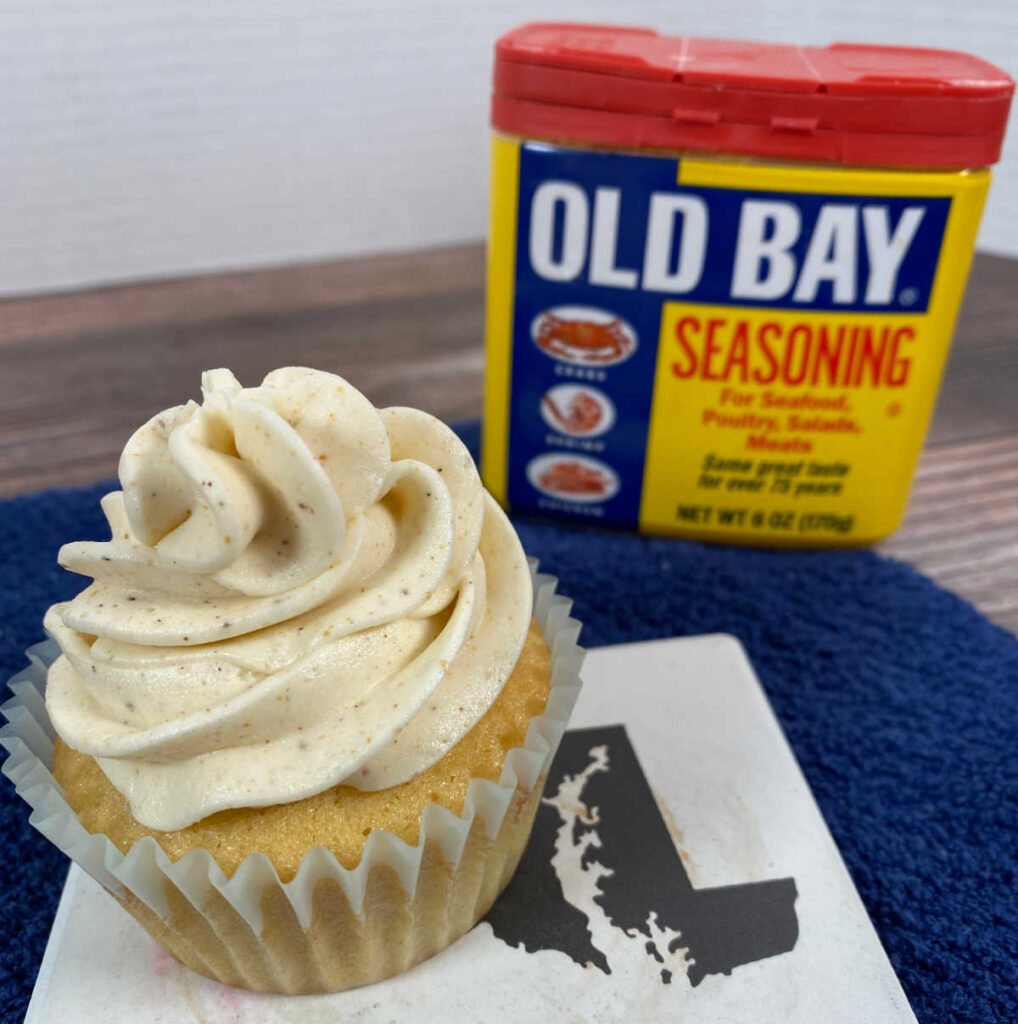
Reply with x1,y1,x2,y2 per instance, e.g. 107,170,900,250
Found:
4,0,1017,296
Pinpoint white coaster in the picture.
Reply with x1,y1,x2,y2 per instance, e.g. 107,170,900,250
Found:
26,634,916,1023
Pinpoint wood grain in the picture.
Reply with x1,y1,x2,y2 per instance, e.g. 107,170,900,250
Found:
1,246,1016,632
880,437,1018,629
0,246,486,496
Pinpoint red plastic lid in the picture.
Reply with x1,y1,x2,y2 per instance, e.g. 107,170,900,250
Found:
493,24,1014,168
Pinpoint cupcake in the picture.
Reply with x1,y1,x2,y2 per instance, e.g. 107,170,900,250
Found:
2,367,583,994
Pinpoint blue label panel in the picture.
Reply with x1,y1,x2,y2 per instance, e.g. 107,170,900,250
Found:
504,143,950,526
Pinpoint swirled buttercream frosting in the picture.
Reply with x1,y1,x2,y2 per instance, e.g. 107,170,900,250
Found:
44,368,532,830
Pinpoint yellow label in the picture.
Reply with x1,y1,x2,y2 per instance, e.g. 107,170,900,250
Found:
481,136,520,506
641,304,929,542
483,137,991,544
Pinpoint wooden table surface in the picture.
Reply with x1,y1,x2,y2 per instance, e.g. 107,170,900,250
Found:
2,245,1017,633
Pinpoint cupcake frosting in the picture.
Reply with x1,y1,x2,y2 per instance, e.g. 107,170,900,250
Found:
44,368,532,831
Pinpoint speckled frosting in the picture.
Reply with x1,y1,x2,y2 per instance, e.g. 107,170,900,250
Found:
44,368,532,831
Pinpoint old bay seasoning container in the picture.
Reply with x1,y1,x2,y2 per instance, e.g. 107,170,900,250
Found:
482,24,1014,544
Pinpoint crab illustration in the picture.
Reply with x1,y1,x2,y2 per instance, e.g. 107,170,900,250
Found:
534,313,635,365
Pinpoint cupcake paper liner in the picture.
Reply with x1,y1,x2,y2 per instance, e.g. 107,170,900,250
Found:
1,561,585,993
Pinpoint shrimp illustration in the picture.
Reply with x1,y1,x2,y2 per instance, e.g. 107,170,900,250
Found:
541,389,604,435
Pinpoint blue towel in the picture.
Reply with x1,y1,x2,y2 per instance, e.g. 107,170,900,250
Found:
1,421,1015,1024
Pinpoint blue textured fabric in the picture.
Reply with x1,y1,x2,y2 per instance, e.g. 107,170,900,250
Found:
1,421,1015,1024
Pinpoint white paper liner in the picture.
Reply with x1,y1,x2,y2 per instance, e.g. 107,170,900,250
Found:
1,561,584,990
